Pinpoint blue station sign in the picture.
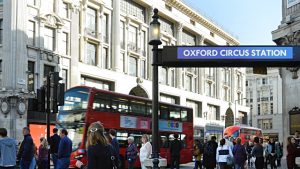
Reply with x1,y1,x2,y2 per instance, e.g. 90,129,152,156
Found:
160,46,300,67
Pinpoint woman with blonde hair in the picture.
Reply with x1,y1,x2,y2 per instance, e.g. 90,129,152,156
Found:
76,121,119,169
139,134,152,169
38,137,48,169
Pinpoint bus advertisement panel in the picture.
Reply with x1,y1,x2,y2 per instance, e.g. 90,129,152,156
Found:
57,86,194,168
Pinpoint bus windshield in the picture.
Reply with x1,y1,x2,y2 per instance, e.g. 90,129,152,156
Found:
60,87,89,111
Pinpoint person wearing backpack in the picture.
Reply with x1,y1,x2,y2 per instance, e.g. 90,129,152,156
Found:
75,121,119,169
203,136,218,169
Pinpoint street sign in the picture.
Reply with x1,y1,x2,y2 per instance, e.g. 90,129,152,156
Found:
159,46,300,67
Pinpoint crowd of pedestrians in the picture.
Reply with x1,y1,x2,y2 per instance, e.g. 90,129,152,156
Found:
192,131,300,169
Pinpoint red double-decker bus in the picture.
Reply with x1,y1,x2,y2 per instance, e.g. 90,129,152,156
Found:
223,126,263,144
57,86,194,168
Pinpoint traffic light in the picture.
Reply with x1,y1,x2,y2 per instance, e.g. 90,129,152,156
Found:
37,86,46,112
49,72,65,113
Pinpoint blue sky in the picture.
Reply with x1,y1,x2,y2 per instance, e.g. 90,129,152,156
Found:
182,0,282,45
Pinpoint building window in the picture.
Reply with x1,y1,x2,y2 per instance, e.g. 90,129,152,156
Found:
160,93,179,104
223,87,230,101
120,52,125,72
128,25,137,52
206,82,215,98
182,30,196,45
0,19,2,44
159,67,167,85
140,31,146,56
120,0,145,22
186,100,202,118
28,61,35,92
160,17,174,36
129,56,137,76
120,21,125,49
81,76,114,91
61,2,69,18
44,65,55,84
170,69,175,87
62,69,68,90
44,27,55,51
258,104,260,115
258,119,272,130
103,47,110,69
27,21,35,46
185,75,193,92
45,0,54,13
257,91,260,102
270,89,273,101
86,7,97,35
262,78,267,85
85,42,97,66
102,14,108,43
61,32,68,55
141,60,146,79
270,103,273,114
207,104,220,120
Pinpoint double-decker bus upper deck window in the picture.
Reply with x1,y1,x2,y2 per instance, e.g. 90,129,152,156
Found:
160,105,169,120
130,100,146,115
92,93,111,111
181,109,188,122
146,103,152,115
62,87,89,111
170,107,180,121
112,97,129,113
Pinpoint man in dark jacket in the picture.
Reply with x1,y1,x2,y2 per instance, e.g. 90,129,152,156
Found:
49,128,61,169
202,136,218,169
17,127,34,169
109,129,120,160
57,129,72,169
169,134,182,169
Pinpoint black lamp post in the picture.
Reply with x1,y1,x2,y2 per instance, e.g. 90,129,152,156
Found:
149,8,162,169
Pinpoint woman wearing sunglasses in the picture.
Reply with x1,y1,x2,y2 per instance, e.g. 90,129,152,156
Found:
76,121,119,169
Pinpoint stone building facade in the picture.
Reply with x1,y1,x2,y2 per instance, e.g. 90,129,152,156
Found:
246,68,283,142
0,0,249,141
272,0,300,147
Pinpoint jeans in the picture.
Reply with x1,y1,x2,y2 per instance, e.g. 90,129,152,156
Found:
51,154,58,169
127,159,135,169
269,154,277,169
29,158,36,169
56,158,70,169
194,160,202,169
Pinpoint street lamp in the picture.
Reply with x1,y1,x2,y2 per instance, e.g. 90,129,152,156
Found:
149,8,162,169
234,98,246,125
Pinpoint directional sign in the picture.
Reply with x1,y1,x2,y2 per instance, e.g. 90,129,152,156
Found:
159,46,300,67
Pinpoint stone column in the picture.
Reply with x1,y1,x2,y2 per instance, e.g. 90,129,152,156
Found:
176,23,183,89
112,0,121,72
70,3,81,86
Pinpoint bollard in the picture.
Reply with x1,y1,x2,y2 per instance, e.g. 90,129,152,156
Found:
144,158,167,169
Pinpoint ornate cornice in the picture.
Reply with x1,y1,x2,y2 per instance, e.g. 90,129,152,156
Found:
38,13,64,29
165,0,239,45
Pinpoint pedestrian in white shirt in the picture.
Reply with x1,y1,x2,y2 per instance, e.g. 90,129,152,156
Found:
139,134,152,169
216,138,233,169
